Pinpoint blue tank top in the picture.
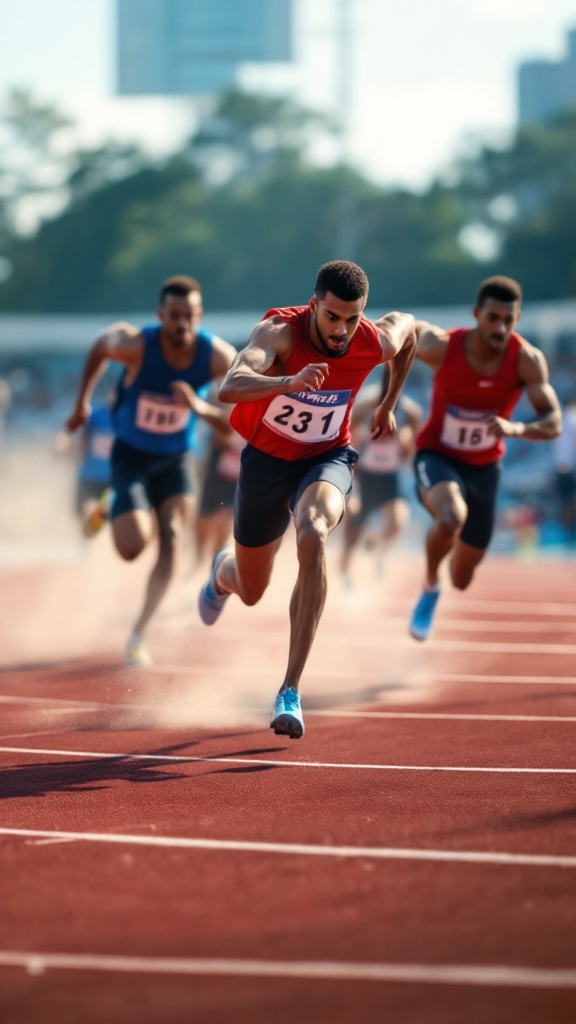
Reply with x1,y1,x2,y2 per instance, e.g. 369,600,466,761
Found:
111,325,213,454
79,404,114,482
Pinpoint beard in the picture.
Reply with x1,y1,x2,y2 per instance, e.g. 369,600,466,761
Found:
312,317,352,359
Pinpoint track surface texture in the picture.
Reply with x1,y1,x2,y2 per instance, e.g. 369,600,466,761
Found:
1,533,576,1024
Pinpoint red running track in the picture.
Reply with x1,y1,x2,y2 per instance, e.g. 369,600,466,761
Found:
1,539,576,1023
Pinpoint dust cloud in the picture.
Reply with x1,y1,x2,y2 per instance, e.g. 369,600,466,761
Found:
0,440,439,730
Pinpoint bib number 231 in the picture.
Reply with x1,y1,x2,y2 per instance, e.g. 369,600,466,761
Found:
263,389,351,444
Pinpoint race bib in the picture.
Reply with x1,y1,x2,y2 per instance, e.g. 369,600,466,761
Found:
135,392,190,434
441,406,497,452
359,437,402,473
263,390,351,444
89,432,114,460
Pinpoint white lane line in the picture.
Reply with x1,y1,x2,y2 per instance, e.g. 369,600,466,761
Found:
363,617,576,634
30,838,79,847
0,695,148,711
2,666,574,686
30,666,574,686
1,950,576,989
440,673,576,686
394,598,576,617
306,710,576,723
1,695,576,724
1,745,576,774
29,628,567,655
181,630,576,655
2,827,576,869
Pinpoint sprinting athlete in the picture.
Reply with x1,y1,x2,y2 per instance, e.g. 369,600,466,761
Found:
198,260,416,738
409,275,562,642
66,275,236,667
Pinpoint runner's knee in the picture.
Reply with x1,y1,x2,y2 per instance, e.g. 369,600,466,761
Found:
296,516,328,567
450,548,484,590
433,513,462,543
450,566,475,590
237,578,268,606
115,538,146,561
435,500,467,538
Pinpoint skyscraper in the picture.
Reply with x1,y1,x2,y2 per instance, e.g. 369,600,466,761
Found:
518,28,576,126
117,0,293,96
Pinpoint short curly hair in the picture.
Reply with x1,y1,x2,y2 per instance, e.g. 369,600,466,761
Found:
314,261,369,302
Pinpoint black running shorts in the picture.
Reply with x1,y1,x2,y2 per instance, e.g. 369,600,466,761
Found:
414,448,501,550
234,443,358,548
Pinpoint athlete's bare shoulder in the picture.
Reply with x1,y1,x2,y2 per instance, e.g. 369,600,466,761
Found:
209,334,237,377
248,315,294,360
415,320,450,372
517,335,550,385
95,321,143,365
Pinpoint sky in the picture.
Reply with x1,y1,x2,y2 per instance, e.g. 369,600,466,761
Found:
0,0,575,191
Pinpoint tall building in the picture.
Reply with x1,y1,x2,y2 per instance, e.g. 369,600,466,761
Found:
117,0,293,96
518,28,576,125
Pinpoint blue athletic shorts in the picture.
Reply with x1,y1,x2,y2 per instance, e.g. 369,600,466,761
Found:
414,449,501,550
110,439,193,518
234,443,358,547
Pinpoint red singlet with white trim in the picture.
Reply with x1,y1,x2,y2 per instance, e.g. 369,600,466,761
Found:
415,328,524,466
230,306,383,460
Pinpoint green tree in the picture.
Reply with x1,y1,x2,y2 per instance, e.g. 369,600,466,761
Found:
452,106,576,296
9,88,576,311
189,89,330,182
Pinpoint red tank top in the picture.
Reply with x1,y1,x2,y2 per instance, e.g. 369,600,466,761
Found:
230,306,383,460
416,328,524,465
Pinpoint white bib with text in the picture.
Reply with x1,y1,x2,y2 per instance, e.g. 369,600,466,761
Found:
263,390,351,444
89,433,114,460
359,436,402,473
440,405,497,452
135,392,190,434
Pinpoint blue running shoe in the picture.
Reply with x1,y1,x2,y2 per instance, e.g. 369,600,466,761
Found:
198,546,232,625
409,586,441,641
270,687,305,739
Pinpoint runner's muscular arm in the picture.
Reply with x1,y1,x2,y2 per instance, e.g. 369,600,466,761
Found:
171,382,235,439
414,320,449,371
208,335,239,380
486,345,562,441
66,322,143,432
169,334,238,437
218,317,329,403
371,312,417,439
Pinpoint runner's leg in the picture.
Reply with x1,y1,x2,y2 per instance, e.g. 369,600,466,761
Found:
419,480,468,587
449,538,487,590
131,493,193,635
111,508,154,561
280,479,344,693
